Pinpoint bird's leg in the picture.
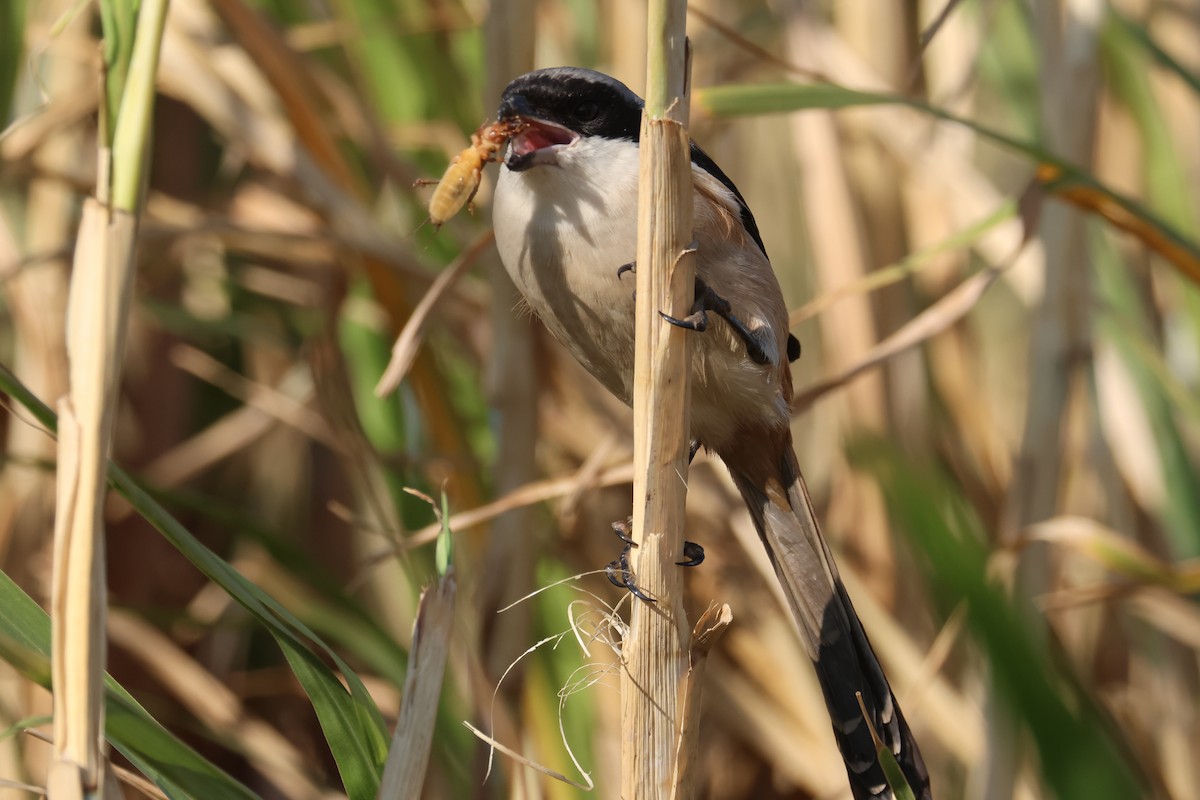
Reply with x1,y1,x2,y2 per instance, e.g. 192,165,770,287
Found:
661,277,772,365
604,519,707,603
605,519,655,603
605,441,707,602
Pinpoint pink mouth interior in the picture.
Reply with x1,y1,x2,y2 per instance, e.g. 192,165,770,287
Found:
510,121,576,156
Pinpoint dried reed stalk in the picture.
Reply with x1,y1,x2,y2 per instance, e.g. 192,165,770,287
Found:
48,0,168,796
375,230,494,398
620,2,697,797
670,603,732,798
47,199,127,800
988,3,1103,798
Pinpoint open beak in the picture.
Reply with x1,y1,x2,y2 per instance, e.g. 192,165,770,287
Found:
498,95,578,171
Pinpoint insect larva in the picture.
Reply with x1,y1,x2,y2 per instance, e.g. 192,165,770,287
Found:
427,118,526,228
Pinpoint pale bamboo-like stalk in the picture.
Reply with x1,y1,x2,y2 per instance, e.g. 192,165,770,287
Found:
48,204,137,800
48,0,168,796
670,603,732,798
47,199,132,800
987,2,1104,799
620,1,696,797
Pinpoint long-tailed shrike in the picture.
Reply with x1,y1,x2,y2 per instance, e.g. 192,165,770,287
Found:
491,66,931,800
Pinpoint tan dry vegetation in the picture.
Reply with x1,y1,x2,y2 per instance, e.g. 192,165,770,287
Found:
0,0,1198,798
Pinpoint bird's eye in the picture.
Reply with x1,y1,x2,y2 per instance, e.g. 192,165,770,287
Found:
575,102,600,122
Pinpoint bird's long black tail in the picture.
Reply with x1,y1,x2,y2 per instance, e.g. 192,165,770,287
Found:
722,432,930,800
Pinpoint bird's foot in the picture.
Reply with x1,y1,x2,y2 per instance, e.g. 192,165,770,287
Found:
605,518,654,602
619,262,799,363
677,540,706,567
786,333,801,362
660,277,773,365
605,517,705,604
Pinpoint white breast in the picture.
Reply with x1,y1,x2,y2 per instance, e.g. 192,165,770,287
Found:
492,135,791,451
494,137,642,403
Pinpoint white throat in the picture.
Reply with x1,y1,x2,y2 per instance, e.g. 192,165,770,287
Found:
493,135,643,402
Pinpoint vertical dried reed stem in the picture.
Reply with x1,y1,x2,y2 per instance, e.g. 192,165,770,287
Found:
988,1,1103,799
49,201,116,799
48,0,168,795
783,13,895,600
620,1,695,797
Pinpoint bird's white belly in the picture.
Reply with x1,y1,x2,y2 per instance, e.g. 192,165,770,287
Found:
493,144,789,450
494,157,640,404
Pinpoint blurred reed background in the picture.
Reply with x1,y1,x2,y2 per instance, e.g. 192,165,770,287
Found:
1,0,1199,798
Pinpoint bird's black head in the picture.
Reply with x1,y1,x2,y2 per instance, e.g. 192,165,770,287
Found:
498,67,644,171
495,66,768,257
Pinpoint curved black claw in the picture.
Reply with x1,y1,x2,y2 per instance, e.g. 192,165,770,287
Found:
660,309,709,332
676,540,705,567
616,263,637,302
605,557,625,588
606,518,703,601
611,517,635,544
787,333,802,362
606,542,656,603
660,277,773,365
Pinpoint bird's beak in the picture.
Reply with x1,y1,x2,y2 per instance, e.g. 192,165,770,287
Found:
498,94,578,172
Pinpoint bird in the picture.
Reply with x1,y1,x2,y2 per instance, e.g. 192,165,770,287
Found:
490,66,931,800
